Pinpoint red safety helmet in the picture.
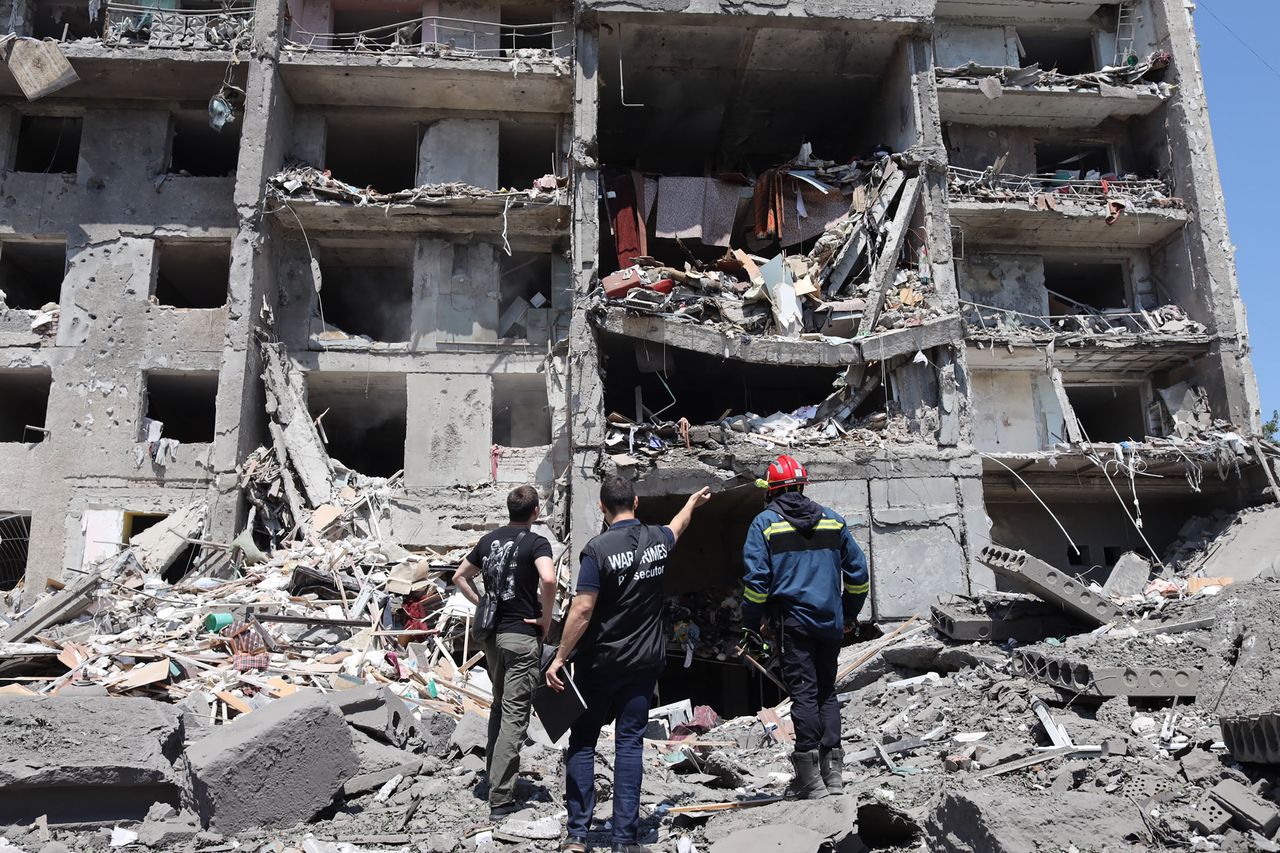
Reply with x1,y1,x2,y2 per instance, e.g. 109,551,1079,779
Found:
766,455,808,494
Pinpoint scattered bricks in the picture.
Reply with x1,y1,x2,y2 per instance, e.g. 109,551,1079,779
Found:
978,546,1122,625
1011,649,1200,698
1220,712,1280,764
328,685,419,748
187,690,359,834
930,596,1083,643
0,697,185,824
1189,794,1232,835
1208,778,1280,835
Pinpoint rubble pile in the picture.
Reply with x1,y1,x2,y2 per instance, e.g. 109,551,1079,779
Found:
935,50,1174,97
963,300,1207,345
268,163,566,208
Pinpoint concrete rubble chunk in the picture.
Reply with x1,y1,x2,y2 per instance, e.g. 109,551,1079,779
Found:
1208,778,1280,835
1102,552,1153,599
979,545,1122,625
709,824,826,853
449,710,488,756
924,789,1145,853
0,697,184,824
187,690,359,834
328,684,420,748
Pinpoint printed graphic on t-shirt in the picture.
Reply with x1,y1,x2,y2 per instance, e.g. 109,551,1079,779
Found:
483,539,519,601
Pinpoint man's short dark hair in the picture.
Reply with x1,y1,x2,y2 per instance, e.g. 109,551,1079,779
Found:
600,476,636,513
507,485,539,523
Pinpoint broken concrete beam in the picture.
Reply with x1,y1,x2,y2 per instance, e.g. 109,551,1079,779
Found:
328,684,420,748
924,789,1145,853
1012,649,1200,698
1,566,105,643
929,596,1084,643
1208,778,1280,835
978,545,1121,625
187,690,358,834
1101,551,1152,599
856,315,965,363
0,697,184,824
128,502,205,576
1220,712,1280,765
260,341,334,508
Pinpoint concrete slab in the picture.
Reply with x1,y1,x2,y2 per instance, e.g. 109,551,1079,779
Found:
1012,648,1200,698
930,596,1084,643
187,690,359,834
1102,552,1152,599
1220,712,1280,765
924,789,1145,853
0,697,185,824
979,545,1121,625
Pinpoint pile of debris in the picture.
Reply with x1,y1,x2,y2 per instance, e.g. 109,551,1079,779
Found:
935,50,1173,97
948,163,1184,225
268,163,566,209
963,300,1209,346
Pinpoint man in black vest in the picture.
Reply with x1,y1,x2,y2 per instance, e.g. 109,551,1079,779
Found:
546,477,710,853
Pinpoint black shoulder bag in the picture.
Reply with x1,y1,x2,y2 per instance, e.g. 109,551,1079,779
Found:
472,531,527,643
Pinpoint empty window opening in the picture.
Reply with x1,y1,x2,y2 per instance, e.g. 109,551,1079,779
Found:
0,513,31,591
493,374,551,447
499,252,553,339
0,240,66,309
1044,260,1129,313
124,512,201,583
600,332,843,426
307,371,407,477
1066,384,1146,443
169,112,240,177
500,8,556,53
1018,30,1097,75
144,370,218,443
499,121,557,191
1035,141,1113,179
153,240,231,308
324,116,419,193
316,245,413,342
331,2,422,50
0,369,52,442
33,2,102,40
14,116,82,174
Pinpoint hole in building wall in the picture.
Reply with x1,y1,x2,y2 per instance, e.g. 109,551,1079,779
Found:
1018,29,1097,75
324,116,419,193
499,120,557,190
316,245,413,342
0,240,66,309
0,513,31,591
1034,140,1113,178
600,332,843,425
499,252,553,339
500,6,557,52
14,116,82,174
1065,383,1146,443
144,370,219,443
153,240,231,308
32,2,102,39
169,112,240,177
1043,260,1129,313
331,0,423,50
0,368,52,442
306,371,407,477
493,373,551,447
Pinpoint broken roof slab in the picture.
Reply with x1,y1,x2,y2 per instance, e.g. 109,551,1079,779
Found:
982,452,1242,495
966,340,1212,375
583,1,931,22
949,200,1188,250
269,198,569,250
277,54,572,113
936,80,1165,127
0,45,248,101
934,0,1104,22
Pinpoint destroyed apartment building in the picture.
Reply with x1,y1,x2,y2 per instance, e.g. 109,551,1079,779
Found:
1,0,1280,850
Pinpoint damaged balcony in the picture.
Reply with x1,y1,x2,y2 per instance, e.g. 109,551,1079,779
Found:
0,2,253,101
279,1,572,112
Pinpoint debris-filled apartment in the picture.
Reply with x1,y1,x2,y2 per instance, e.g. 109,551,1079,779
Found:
0,0,1269,710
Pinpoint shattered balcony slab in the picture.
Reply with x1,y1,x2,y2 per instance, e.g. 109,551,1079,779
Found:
577,1,932,20
935,0,1107,19
948,199,1188,250
594,307,963,367
966,338,1213,375
278,54,572,113
0,43,248,101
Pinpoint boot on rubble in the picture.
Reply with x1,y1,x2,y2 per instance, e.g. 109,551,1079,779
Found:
786,749,829,800
819,746,845,794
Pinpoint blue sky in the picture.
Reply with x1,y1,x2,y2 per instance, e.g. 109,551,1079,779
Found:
1194,0,1280,422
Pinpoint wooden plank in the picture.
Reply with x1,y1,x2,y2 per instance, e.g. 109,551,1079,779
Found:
112,659,171,692
216,690,253,715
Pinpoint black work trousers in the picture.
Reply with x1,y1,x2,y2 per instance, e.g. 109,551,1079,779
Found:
778,624,842,752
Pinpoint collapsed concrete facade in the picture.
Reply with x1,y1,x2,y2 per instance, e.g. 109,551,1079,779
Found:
0,0,1267,642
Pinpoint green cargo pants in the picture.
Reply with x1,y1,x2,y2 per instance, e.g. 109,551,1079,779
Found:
482,631,542,807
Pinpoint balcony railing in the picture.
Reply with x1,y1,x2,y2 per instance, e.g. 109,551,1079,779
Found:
948,166,1180,208
102,3,255,50
284,15,571,60
961,300,1207,339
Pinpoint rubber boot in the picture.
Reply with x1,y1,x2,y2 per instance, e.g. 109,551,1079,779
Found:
819,747,845,794
786,749,829,800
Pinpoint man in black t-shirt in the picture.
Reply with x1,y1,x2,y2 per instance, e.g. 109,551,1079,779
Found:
546,477,710,853
454,485,556,820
